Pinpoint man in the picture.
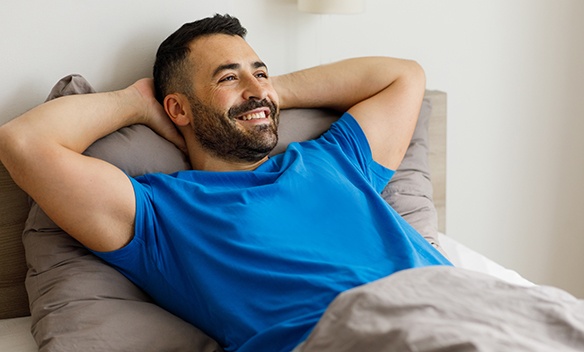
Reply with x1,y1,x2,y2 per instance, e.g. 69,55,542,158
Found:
0,14,449,352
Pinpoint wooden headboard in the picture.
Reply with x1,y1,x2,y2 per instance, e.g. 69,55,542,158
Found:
426,90,447,233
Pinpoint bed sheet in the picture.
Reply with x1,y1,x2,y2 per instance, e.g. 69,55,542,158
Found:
439,232,534,287
0,234,534,352
296,265,582,351
0,316,36,352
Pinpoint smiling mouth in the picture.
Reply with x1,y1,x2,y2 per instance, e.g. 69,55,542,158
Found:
236,108,270,121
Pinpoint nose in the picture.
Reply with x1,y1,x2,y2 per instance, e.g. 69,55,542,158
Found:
242,75,268,101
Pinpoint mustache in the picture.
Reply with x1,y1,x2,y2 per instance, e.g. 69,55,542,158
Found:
228,99,279,120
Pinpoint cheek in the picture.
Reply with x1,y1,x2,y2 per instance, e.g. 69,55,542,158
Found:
269,90,279,103
266,86,279,107
209,90,239,112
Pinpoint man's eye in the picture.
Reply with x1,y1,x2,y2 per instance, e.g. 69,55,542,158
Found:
256,72,268,79
220,75,236,82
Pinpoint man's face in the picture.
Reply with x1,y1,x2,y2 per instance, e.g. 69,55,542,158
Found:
185,34,280,163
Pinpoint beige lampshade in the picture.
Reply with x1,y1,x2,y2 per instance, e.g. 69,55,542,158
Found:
298,0,365,14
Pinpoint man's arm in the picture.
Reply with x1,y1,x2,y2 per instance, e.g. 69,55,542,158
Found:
0,79,184,252
271,57,425,170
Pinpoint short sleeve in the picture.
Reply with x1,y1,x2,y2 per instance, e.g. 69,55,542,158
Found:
322,112,395,193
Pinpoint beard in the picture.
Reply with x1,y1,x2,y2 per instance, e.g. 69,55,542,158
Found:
187,95,279,163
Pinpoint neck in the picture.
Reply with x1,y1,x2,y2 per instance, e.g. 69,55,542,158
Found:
181,125,271,171
190,152,268,172
185,136,268,171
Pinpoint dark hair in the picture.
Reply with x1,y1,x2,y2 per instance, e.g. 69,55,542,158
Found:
153,14,247,103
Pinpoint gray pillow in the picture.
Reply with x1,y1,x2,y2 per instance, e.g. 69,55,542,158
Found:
25,74,222,352
382,98,444,254
23,74,440,351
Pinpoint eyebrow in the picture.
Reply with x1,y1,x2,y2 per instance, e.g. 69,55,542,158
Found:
212,61,268,79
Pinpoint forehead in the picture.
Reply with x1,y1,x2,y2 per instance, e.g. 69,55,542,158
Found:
187,34,261,78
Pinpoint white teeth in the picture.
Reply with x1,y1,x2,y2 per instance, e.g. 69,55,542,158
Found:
240,111,266,121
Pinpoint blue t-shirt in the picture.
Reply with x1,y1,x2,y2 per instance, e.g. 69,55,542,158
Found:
94,113,451,352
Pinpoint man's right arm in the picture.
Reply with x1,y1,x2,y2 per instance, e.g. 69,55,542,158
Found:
0,79,184,252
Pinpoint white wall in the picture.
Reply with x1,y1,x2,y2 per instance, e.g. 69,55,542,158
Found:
2,0,583,296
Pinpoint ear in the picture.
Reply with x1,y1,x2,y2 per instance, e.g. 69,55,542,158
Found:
164,94,190,127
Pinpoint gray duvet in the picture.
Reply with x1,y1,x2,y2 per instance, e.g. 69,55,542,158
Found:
297,266,584,352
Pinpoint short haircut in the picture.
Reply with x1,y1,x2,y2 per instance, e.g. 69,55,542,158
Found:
153,14,247,103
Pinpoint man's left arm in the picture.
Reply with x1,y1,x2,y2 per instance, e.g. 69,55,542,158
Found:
271,57,425,170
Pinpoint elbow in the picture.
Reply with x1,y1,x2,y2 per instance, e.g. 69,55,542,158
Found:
0,120,35,179
376,57,426,96
0,122,17,164
0,123,21,187
405,60,426,91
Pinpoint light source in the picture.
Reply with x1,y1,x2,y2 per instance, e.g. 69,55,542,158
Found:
297,0,365,64
298,0,365,15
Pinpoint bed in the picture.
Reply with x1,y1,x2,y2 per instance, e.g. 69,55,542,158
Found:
0,78,552,352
